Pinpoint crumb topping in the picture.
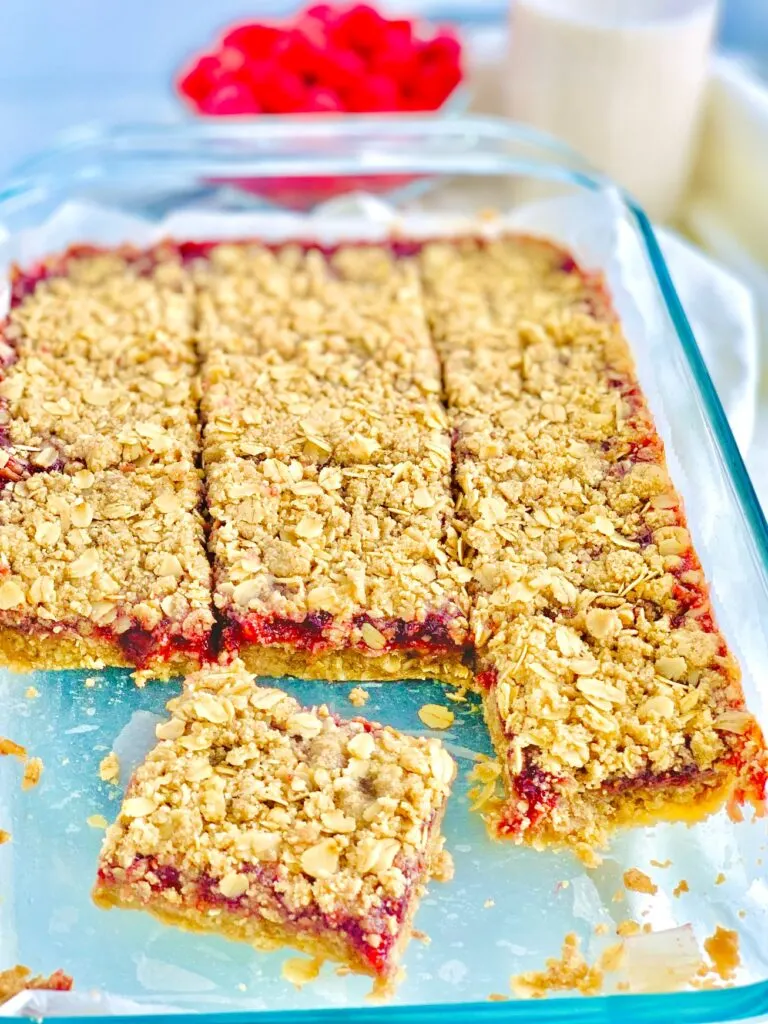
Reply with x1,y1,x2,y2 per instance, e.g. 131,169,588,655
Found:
0,469,212,636
4,252,198,474
98,661,455,931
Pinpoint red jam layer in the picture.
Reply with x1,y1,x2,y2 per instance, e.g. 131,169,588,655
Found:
0,609,214,671
221,609,469,659
97,855,414,977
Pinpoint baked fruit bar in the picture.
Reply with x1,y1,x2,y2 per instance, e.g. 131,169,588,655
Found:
195,243,471,684
93,661,456,981
419,236,767,852
0,248,213,676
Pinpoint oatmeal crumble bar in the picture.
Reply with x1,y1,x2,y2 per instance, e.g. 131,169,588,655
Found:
196,243,471,683
419,236,767,849
93,661,455,979
0,250,213,676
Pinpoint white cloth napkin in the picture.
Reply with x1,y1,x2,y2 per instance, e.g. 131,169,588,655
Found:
656,227,759,458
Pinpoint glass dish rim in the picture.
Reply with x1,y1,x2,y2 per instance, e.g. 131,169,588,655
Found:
0,113,767,1024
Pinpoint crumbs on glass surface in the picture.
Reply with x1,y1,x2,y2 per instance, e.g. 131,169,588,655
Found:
21,757,43,791
703,927,740,982
510,934,604,999
418,704,455,730
348,687,370,708
98,752,120,785
623,869,658,896
673,880,690,898
281,956,323,989
0,830,10,844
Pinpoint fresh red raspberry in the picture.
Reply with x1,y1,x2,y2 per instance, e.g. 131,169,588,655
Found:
177,55,221,103
304,86,344,112
333,4,385,55
420,31,462,69
197,82,260,116
256,67,308,113
345,73,399,112
221,23,281,58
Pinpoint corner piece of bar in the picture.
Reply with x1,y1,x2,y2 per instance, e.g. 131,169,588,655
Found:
93,660,456,981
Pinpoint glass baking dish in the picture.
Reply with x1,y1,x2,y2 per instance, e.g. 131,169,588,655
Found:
0,116,767,1024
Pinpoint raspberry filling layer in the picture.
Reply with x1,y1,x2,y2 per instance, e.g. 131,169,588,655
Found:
221,609,468,658
97,855,414,977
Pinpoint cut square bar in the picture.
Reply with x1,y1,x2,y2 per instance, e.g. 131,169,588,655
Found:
93,661,455,981
198,242,471,683
0,469,213,675
0,248,213,675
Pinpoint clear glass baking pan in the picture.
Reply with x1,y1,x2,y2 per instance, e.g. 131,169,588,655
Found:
0,116,767,1024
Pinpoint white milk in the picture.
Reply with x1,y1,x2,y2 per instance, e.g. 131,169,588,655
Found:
507,0,719,221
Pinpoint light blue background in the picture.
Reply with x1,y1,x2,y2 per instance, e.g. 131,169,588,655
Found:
0,0,765,178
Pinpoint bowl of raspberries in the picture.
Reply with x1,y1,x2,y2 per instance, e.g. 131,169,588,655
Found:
175,3,465,207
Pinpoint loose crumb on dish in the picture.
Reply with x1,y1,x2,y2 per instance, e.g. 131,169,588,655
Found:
484,899,495,909
86,814,108,829
673,880,690,898
0,830,10,845
83,677,98,688
738,910,747,920
411,930,431,946
21,757,43,791
281,956,323,988
650,859,672,869
612,890,625,903
418,704,455,730
510,934,604,998
429,844,455,883
0,737,26,759
446,688,468,703
616,920,641,937
348,687,369,708
594,923,610,936
0,966,73,1006
623,869,658,895
715,872,726,885
703,927,740,981
24,687,38,700
489,993,510,1001
98,752,120,785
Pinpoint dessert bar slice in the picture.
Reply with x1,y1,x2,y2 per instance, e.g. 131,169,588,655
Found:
198,242,471,683
0,468,213,676
0,248,214,676
93,661,456,981
2,248,199,475
420,236,767,850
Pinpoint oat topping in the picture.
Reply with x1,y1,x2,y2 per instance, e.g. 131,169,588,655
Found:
418,704,455,730
0,469,212,643
94,660,455,978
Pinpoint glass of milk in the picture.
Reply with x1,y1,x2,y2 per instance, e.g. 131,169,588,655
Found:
507,0,720,221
